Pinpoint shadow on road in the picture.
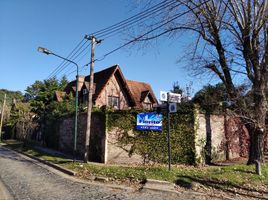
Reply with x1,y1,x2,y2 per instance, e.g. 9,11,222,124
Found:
0,147,37,164
176,175,268,200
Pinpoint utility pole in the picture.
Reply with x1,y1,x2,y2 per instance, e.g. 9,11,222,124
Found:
0,94,7,142
84,35,101,163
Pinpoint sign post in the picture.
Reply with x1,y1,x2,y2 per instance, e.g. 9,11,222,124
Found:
160,91,181,171
167,93,171,171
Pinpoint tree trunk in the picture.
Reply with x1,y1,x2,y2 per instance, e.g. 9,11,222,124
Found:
205,112,212,164
247,126,265,165
224,113,230,160
247,83,267,165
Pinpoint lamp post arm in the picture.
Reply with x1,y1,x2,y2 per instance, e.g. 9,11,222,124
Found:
50,52,79,72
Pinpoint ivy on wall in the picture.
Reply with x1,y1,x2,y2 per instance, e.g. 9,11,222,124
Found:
106,103,196,165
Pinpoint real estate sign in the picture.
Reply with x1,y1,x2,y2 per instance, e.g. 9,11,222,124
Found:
136,112,162,131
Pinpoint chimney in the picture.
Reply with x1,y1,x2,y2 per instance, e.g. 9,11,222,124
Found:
77,76,85,83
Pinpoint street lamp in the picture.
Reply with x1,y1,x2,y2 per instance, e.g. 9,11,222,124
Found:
38,46,79,161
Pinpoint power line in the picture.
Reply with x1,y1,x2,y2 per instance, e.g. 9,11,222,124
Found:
90,0,174,36
46,0,206,79
95,0,180,38
64,49,90,76
58,1,180,78
49,41,91,78
47,39,88,79
46,0,179,79
93,1,208,62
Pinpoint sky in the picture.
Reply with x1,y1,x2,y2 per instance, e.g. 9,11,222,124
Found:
0,0,218,99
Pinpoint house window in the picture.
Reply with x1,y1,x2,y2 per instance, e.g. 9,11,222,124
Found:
82,89,88,103
83,89,88,95
82,94,87,103
143,102,152,110
108,96,119,109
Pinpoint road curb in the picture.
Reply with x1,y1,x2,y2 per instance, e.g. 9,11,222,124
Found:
24,153,77,176
142,179,177,194
142,179,233,200
2,146,76,176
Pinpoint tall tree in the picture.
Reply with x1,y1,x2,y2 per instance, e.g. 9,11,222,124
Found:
25,77,71,144
132,0,268,164
25,77,69,117
9,102,34,141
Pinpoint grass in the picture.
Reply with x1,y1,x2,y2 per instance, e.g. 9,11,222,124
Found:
2,140,72,165
2,139,268,197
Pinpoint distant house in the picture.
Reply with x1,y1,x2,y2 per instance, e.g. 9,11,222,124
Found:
60,65,158,110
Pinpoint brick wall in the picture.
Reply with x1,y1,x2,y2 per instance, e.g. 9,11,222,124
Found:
195,113,249,163
58,110,252,165
58,112,106,162
106,128,143,165
58,112,143,164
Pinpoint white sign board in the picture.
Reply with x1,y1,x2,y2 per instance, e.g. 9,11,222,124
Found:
160,91,181,103
160,91,168,102
169,92,181,103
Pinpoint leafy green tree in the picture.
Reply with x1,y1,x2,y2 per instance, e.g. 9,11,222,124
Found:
193,83,227,114
25,76,73,147
48,94,75,120
0,89,23,106
25,76,69,118
24,81,43,101
9,102,34,141
0,89,24,128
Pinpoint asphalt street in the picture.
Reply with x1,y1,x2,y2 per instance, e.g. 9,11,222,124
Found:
0,146,220,200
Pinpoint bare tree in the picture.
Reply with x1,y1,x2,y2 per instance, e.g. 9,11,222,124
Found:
131,0,268,164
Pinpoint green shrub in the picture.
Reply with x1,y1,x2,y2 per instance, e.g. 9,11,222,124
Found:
107,103,196,164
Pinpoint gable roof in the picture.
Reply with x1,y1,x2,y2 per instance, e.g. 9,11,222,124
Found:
64,64,158,108
140,90,151,102
84,65,135,105
64,76,85,93
126,80,158,108
85,65,117,100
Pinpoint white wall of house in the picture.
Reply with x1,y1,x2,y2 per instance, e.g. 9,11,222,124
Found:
96,75,130,109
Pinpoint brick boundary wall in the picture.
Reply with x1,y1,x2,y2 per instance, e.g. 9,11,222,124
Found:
56,111,266,165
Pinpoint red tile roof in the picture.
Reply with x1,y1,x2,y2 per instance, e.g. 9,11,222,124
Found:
126,80,158,108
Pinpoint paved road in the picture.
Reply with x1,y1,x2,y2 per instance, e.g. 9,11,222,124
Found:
0,146,219,200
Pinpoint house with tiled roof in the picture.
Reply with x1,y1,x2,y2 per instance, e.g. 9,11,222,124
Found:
126,80,157,110
63,65,158,110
